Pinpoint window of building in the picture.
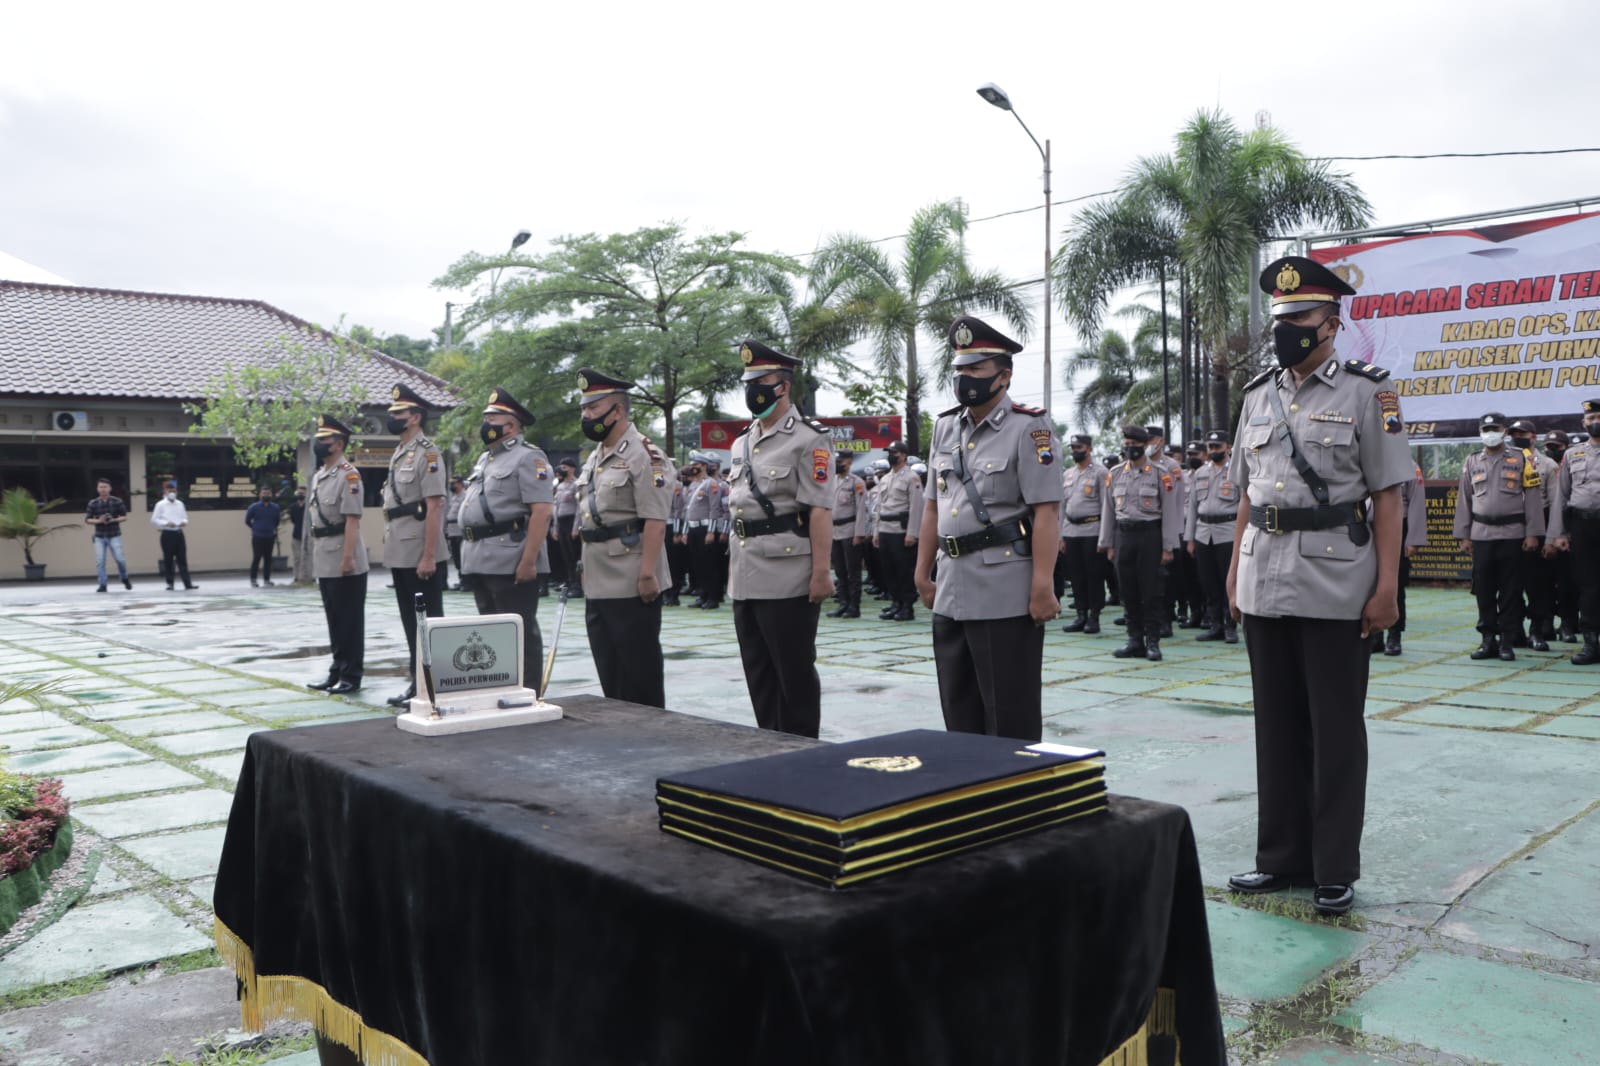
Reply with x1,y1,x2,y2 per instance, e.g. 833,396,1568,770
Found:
0,444,131,511
145,446,296,511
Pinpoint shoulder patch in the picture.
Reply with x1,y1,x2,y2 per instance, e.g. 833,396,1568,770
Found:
1010,402,1046,416
1244,367,1277,392
1376,390,1403,434
1346,358,1390,381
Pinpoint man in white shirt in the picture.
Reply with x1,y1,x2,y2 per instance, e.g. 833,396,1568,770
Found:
150,480,197,590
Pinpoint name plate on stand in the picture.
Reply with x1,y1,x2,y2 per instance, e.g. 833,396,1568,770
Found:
396,613,561,736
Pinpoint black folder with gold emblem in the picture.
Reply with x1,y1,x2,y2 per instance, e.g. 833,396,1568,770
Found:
657,729,1106,886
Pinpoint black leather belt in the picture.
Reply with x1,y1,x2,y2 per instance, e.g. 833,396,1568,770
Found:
311,522,343,539
1567,506,1600,522
832,514,857,526
1066,514,1101,525
733,513,806,539
384,501,426,522
1198,511,1236,523
1249,502,1364,534
462,517,527,542
580,519,643,544
879,511,910,525
1116,519,1160,534
1473,512,1526,527
941,517,1030,558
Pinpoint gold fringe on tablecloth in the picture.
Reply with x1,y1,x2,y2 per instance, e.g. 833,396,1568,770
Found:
1096,986,1180,1066
214,917,429,1066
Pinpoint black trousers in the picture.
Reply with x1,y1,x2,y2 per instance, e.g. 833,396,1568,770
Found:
863,540,883,591
1471,537,1525,642
667,530,689,593
1522,539,1554,632
830,537,861,609
1193,540,1232,628
553,515,580,587
732,596,821,737
250,535,275,582
1571,514,1600,631
1169,546,1199,618
878,531,915,607
159,530,192,588
932,613,1045,742
586,596,665,708
317,573,367,684
1242,613,1369,885
1115,523,1164,644
1393,552,1412,632
471,574,544,694
391,565,445,676
1061,534,1106,614
688,529,724,603
1551,548,1578,628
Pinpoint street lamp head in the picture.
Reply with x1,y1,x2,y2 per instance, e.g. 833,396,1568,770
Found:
510,230,532,250
976,83,1012,111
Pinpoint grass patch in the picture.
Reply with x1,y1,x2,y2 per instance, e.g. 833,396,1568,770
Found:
146,1029,316,1065
0,970,109,1010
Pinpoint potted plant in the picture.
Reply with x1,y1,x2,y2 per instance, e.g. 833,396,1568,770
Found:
0,488,70,581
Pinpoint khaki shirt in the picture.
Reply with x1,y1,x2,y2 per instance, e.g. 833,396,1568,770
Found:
831,471,868,540
1098,460,1182,551
460,434,554,576
1452,449,1545,540
929,401,1063,621
727,411,833,600
576,425,674,599
683,477,720,526
1184,459,1240,545
1060,460,1108,539
381,433,447,569
1229,356,1415,620
1530,450,1560,514
308,459,369,579
875,466,923,534
445,490,464,538
553,477,580,519
1548,440,1600,539
1401,467,1428,548
863,483,880,536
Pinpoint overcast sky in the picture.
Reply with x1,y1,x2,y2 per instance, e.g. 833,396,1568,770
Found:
4,0,1598,423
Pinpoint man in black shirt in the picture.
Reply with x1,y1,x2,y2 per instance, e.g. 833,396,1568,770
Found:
84,478,132,591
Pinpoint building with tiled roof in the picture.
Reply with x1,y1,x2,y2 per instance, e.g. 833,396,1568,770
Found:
0,280,462,581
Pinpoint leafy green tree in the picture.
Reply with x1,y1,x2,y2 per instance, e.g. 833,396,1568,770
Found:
1054,109,1370,428
435,224,795,451
1066,307,1175,434
809,201,1032,454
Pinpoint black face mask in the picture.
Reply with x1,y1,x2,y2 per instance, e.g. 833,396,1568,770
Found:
1546,445,1566,460
580,412,614,442
953,371,1004,408
888,453,905,467
835,461,848,474
1272,319,1323,368
1510,435,1534,451
745,381,783,417
385,416,410,435
1070,449,1089,464
1588,422,1600,439
480,421,509,445
313,442,334,462
1123,445,1145,461
1209,450,1227,464
1185,457,1203,470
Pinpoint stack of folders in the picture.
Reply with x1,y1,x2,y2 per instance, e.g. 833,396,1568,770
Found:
656,729,1106,888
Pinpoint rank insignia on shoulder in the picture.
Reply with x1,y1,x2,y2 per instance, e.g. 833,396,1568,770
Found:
1346,359,1390,381
1012,402,1046,416
1244,367,1277,391
939,404,963,417
1376,390,1404,434
803,417,828,435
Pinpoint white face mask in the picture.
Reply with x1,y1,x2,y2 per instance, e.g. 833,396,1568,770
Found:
165,492,176,501
1481,430,1506,448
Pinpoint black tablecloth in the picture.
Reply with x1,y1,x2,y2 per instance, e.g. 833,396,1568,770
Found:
214,697,1224,1066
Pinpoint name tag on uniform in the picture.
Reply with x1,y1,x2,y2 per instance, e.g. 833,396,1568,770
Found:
1309,412,1353,424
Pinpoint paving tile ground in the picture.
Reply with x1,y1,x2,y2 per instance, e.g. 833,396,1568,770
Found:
0,575,1593,1065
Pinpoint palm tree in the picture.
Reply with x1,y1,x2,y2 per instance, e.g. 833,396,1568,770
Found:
1067,305,1175,434
810,201,1032,454
1055,110,1371,430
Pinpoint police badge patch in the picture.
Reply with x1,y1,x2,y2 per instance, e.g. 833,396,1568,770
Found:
812,448,830,483
1376,391,1403,434
1030,429,1054,466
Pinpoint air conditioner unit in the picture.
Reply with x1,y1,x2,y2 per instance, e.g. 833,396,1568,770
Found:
53,410,92,432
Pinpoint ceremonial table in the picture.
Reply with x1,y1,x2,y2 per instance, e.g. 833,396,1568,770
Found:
213,697,1224,1066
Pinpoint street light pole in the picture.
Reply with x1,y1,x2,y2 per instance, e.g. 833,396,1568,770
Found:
977,83,1052,415
490,229,533,329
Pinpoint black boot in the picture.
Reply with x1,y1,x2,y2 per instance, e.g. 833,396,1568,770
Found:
827,603,850,618
1573,631,1600,666
1384,631,1403,655
1223,622,1238,644
1498,632,1517,661
1062,611,1088,633
1558,621,1577,643
1145,638,1163,662
1370,631,1385,654
1112,640,1147,659
1530,631,1550,652
1195,626,1225,642
1159,621,1174,638
386,684,416,709
1083,610,1101,635
1470,634,1497,660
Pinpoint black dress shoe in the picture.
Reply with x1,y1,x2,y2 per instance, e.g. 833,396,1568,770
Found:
839,606,860,619
1062,614,1088,633
1113,615,1127,626
1228,871,1296,894
1498,646,1516,661
1384,634,1402,655
700,599,721,610
386,686,416,708
893,606,916,622
1179,618,1204,630
1159,622,1174,638
1470,637,1497,660
1223,625,1239,644
1145,641,1162,662
826,605,849,618
1313,884,1355,915
1083,613,1101,635
1530,636,1550,652
879,605,899,620
306,678,338,691
1558,623,1577,643
1195,628,1224,642
328,680,361,695
1111,642,1147,659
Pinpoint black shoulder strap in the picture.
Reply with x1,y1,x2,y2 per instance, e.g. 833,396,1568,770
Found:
949,423,993,526
1262,374,1330,505
741,431,777,520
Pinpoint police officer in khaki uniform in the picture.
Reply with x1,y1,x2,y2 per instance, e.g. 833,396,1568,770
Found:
1452,412,1544,661
679,452,723,608
380,384,449,707
551,458,582,596
1510,418,1560,649
1186,430,1239,643
459,387,555,692
1546,399,1600,664
1225,256,1414,916
1060,434,1109,634
305,414,369,694
573,368,675,708
1148,425,1187,636
874,441,923,620
1542,429,1579,641
827,450,869,618
914,315,1062,742
1099,426,1182,660
726,340,834,736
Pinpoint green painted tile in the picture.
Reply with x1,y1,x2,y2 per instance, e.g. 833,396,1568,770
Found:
0,709,71,731
201,687,316,709
1336,951,1600,1064
161,676,265,696
0,895,209,994
1206,901,1368,1003
55,763,202,803
1166,684,1254,706
1478,680,1592,700
1567,702,1600,718
73,788,236,838
76,696,203,720
7,741,149,774
1070,674,1170,695
0,724,111,752
1273,1037,1404,1064
1530,715,1600,739
113,711,247,737
191,752,245,783
119,826,229,880
147,725,264,756
1396,704,1539,729
1436,690,1571,713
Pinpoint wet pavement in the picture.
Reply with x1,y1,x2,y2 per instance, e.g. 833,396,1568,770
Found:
0,573,1595,1064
